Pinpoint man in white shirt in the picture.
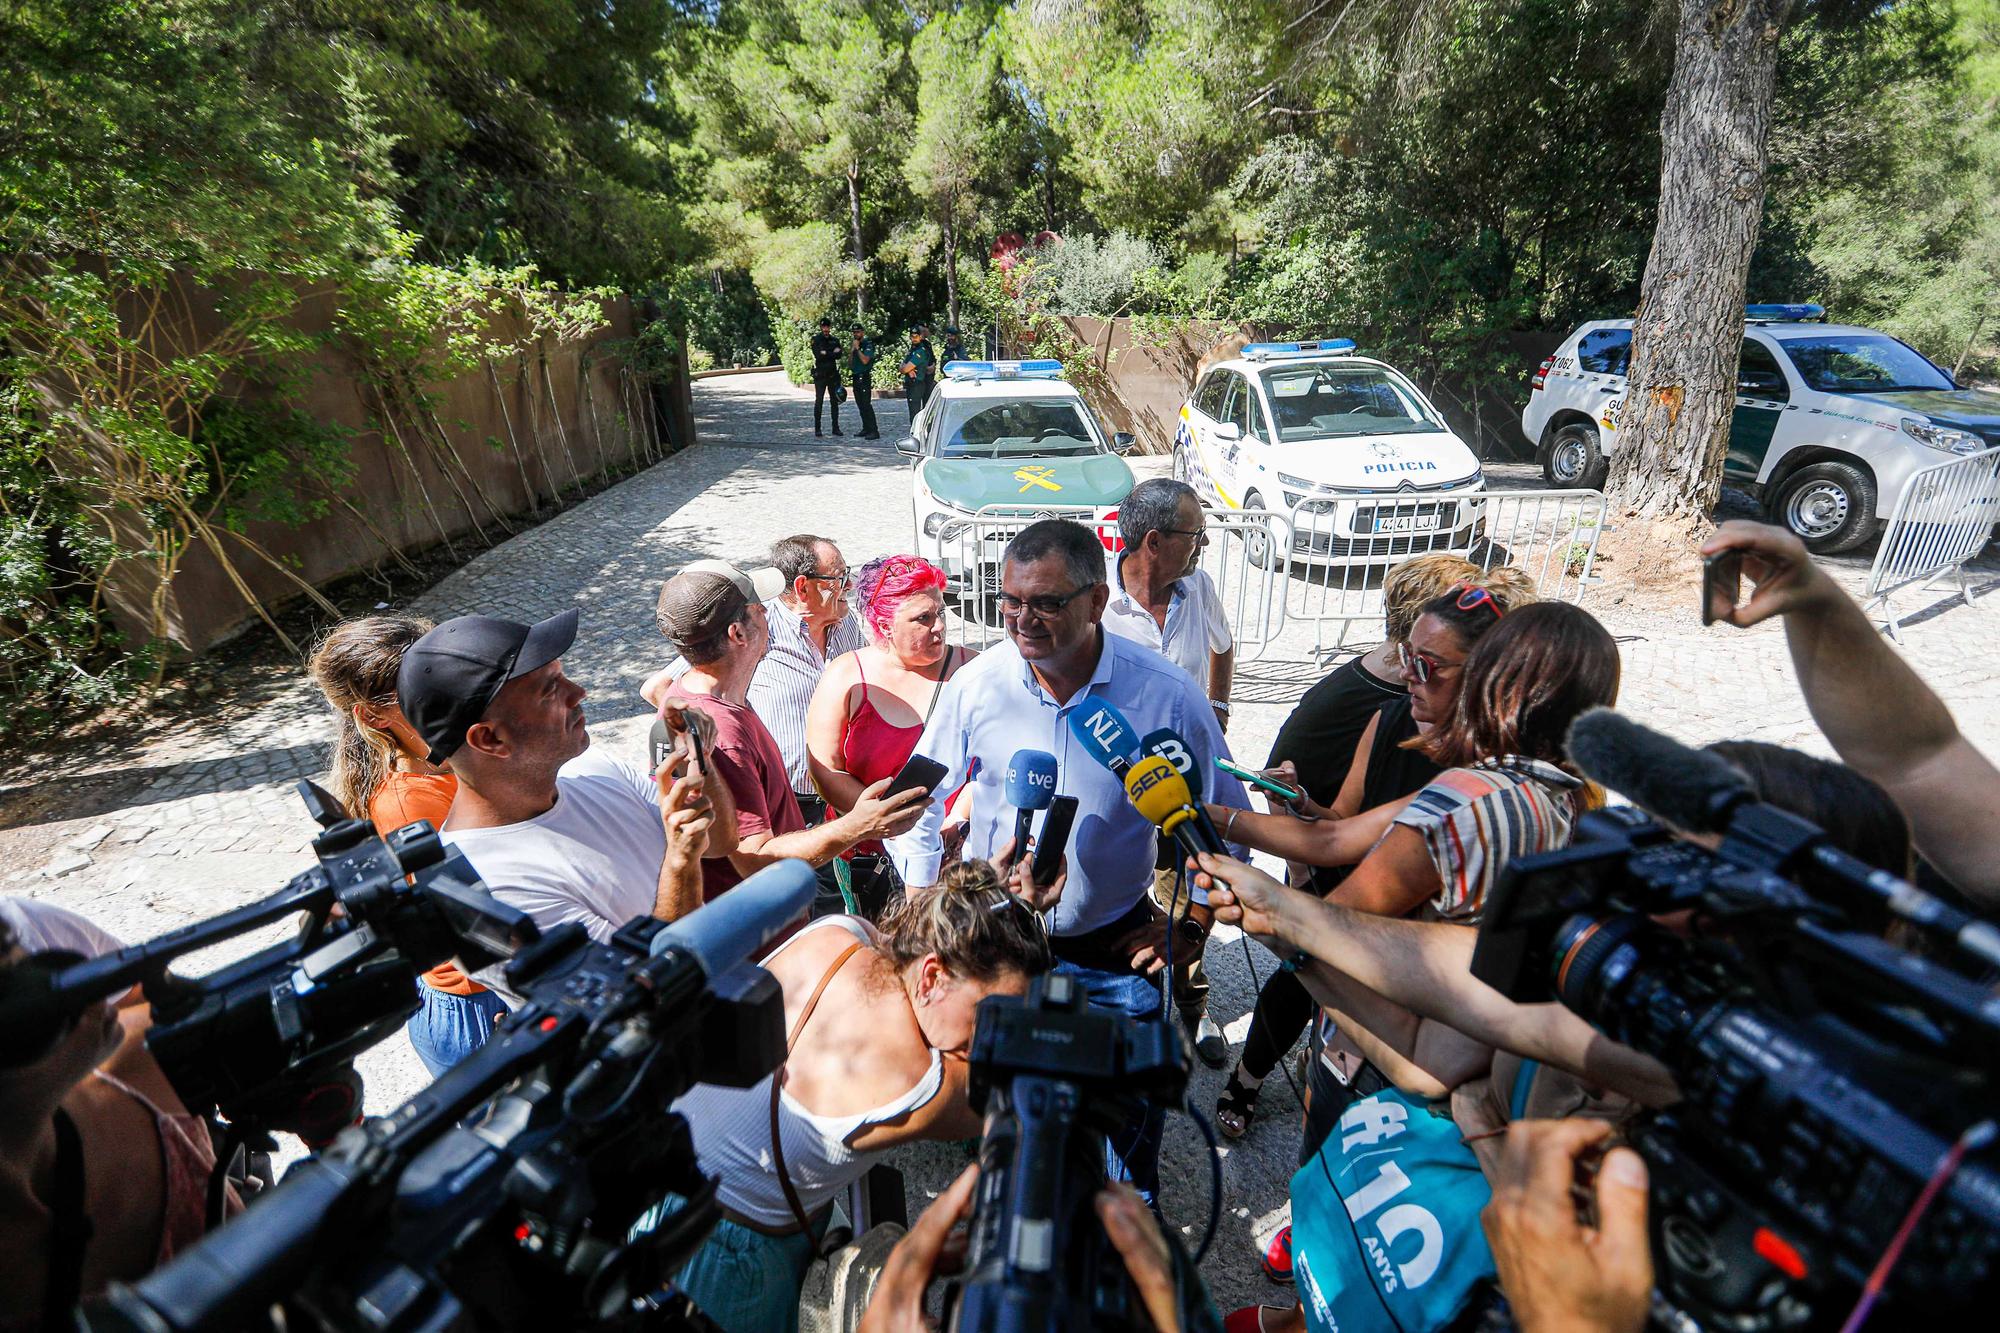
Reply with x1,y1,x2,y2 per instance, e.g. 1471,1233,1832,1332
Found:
887,518,1251,1206
397,610,730,958
1100,477,1237,1066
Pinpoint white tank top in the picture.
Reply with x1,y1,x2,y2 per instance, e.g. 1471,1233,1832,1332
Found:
673,916,945,1227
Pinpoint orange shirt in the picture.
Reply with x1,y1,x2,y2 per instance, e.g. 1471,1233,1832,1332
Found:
369,771,484,996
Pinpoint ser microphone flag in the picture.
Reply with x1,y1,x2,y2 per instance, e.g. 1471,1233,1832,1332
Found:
1002,749,1058,854
1124,756,1226,865
1140,726,1228,852
1068,698,1139,776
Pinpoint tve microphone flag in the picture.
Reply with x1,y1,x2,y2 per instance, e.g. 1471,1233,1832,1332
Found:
1003,749,1058,853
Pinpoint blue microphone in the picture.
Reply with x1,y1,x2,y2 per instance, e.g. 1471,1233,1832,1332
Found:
649,858,816,976
1004,749,1059,854
1067,698,1139,776
1140,727,1227,851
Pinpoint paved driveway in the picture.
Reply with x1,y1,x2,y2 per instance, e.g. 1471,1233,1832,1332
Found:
5,370,1998,1315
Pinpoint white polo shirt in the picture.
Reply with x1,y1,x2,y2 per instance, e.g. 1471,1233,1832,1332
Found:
1100,549,1232,691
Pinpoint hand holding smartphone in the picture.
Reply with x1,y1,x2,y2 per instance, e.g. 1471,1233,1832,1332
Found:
1215,756,1303,806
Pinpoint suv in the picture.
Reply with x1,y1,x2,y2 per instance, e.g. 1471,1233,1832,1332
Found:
1173,340,1485,566
1523,305,2000,553
901,359,1135,597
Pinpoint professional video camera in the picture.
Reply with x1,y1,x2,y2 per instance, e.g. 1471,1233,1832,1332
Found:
0,781,539,1169
1473,709,2000,1332
82,858,815,1333
948,971,1211,1333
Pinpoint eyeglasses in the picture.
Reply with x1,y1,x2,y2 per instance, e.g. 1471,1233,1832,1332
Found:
807,570,854,590
997,587,1088,619
1452,584,1503,618
1397,641,1464,685
1159,526,1208,542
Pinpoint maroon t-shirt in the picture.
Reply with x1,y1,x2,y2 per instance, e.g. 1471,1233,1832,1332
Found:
664,682,807,902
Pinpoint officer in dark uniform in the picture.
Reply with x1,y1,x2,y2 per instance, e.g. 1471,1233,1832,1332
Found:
810,316,843,437
941,326,968,367
848,321,879,440
901,325,937,424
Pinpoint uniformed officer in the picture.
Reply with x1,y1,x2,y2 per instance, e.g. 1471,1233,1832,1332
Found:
848,322,880,440
901,325,937,424
810,316,843,438
941,326,968,367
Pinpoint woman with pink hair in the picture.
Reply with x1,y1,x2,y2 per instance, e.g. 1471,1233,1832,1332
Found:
806,555,977,917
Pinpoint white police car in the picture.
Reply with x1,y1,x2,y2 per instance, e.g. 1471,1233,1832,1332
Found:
1173,340,1486,566
1523,305,2000,553
901,359,1135,597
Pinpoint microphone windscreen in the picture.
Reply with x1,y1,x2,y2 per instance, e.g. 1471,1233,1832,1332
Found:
651,858,816,977
1124,756,1196,829
1138,728,1202,799
1067,699,1138,772
1003,749,1059,812
1565,708,1752,835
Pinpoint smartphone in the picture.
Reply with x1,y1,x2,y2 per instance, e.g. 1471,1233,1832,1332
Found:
1215,756,1302,805
649,713,708,779
883,753,949,801
1701,551,1743,627
1030,795,1079,887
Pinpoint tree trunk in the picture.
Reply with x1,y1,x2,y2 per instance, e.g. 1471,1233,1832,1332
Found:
1605,0,1793,526
943,206,960,332
847,162,868,319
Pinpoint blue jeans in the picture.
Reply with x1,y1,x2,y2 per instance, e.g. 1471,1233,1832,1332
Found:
634,1193,819,1333
406,982,509,1077
1053,957,1166,1208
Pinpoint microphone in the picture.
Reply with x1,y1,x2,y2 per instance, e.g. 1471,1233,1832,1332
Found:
1566,708,2000,970
1565,708,1754,835
1003,749,1059,854
1139,726,1227,851
649,858,816,976
1067,698,1139,776
1124,756,1227,866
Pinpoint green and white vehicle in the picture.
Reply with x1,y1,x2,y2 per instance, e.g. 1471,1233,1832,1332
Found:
1524,305,2000,553
901,359,1136,598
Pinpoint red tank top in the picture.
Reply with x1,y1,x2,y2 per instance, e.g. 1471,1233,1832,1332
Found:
838,648,956,856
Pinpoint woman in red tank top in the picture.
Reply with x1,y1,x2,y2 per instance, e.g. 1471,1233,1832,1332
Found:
806,556,977,916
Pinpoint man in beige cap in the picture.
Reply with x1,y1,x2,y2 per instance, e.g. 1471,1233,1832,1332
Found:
656,558,929,905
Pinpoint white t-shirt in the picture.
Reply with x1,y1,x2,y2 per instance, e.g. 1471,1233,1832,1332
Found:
1101,549,1232,690
1,897,133,1001
441,747,666,948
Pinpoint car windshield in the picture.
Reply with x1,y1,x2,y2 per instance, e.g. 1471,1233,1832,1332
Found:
935,397,1099,457
1259,365,1442,440
1777,335,1953,394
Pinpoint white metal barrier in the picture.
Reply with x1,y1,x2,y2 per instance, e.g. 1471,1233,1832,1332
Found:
1862,446,2000,640
1279,488,1607,656
930,504,1291,658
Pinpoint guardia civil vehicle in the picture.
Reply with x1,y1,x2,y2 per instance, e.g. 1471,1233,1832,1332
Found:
902,359,1136,600
1172,340,1487,567
1523,304,2000,553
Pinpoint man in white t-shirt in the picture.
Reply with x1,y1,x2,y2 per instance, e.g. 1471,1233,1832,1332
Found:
395,609,733,953
1100,477,1236,1066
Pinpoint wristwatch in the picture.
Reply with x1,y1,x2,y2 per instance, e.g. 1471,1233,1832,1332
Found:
1210,699,1231,715
1175,917,1207,950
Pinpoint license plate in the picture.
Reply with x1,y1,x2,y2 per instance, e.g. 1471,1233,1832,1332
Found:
1367,509,1443,533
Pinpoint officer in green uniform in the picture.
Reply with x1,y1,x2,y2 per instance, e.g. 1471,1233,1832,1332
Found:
901,325,937,424
941,326,968,367
810,316,843,437
848,321,879,440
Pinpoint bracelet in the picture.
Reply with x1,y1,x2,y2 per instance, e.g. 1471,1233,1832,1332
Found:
1222,807,1241,841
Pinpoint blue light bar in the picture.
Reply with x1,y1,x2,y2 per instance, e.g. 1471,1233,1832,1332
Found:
1745,303,1826,323
942,358,1066,381
1242,339,1359,361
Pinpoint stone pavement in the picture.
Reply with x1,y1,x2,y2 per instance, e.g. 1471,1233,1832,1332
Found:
4,370,1998,1315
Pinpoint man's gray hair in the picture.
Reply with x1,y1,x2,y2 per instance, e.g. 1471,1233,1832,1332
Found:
1002,518,1106,590
771,534,831,584
1118,478,1199,550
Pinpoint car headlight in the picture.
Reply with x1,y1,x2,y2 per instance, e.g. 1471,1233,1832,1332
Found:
922,510,972,542
1277,472,1321,492
1901,417,1985,455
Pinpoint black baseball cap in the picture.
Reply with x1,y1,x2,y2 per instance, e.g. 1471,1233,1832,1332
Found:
818,316,831,327
396,609,580,763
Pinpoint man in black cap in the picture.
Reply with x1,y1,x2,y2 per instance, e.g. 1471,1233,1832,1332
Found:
848,321,879,440
941,326,967,366
900,325,936,424
810,316,843,438
395,609,733,944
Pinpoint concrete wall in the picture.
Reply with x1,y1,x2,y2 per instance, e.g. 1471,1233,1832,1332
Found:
100,283,692,654
1049,317,1560,462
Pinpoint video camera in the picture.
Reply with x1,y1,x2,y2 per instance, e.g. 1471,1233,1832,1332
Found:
948,972,1209,1333
1474,710,2000,1330
1,781,538,1157
83,857,814,1333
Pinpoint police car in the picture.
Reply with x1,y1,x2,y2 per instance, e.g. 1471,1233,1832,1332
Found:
1172,340,1486,566
1523,305,2000,553
902,359,1135,599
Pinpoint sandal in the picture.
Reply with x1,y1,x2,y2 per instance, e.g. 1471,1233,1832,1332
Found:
1215,1065,1263,1140
1260,1224,1294,1284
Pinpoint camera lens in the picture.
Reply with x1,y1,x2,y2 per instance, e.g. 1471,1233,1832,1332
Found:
1551,912,1650,1015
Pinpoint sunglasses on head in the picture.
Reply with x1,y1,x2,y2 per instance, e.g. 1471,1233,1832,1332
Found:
1452,584,1503,618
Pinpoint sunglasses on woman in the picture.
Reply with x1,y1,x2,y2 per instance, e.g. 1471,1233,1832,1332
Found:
1451,584,1503,618
1396,641,1464,685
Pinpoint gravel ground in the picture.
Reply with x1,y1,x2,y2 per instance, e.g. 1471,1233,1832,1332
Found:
6,371,1999,1320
